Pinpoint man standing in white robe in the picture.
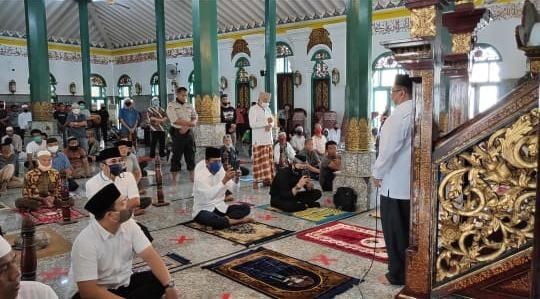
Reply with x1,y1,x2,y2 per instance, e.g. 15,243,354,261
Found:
372,74,413,286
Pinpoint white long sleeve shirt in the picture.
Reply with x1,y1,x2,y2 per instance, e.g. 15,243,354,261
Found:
290,135,305,152
248,104,273,146
372,100,413,200
192,160,237,218
273,142,296,164
18,112,32,129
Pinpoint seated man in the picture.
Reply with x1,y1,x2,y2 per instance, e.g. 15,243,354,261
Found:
193,147,254,229
220,134,249,176
2,126,22,154
25,129,47,169
64,137,91,178
273,131,296,169
47,137,72,177
270,154,322,212
320,141,341,192
86,128,99,163
312,123,327,156
0,235,59,299
297,138,320,180
67,184,178,299
290,125,305,152
0,139,23,191
16,151,73,211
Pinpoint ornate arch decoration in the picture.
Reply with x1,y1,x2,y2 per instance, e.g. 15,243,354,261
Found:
231,39,251,60
307,28,332,54
276,41,294,57
90,73,106,87
117,74,132,87
235,57,251,68
150,72,159,85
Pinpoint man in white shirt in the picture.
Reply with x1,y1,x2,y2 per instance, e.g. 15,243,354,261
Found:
0,235,58,299
17,104,32,140
193,147,253,229
25,129,47,169
372,74,413,286
290,125,305,152
327,123,341,144
311,123,327,156
273,131,296,169
67,184,178,299
248,91,275,189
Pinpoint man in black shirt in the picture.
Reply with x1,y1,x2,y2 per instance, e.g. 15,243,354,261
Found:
99,104,110,142
269,154,322,212
220,94,237,142
320,141,341,192
53,103,68,145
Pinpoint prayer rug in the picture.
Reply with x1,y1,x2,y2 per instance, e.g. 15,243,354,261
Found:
5,227,71,259
239,175,254,182
132,252,190,274
204,247,359,299
258,204,356,225
17,207,87,225
0,201,8,211
183,221,293,246
297,222,388,263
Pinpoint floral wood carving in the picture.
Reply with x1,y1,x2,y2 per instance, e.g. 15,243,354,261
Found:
307,28,332,54
231,39,251,60
195,95,221,124
436,108,538,282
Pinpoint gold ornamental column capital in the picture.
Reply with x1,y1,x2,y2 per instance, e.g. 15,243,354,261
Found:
195,94,221,124
31,101,53,122
346,117,371,152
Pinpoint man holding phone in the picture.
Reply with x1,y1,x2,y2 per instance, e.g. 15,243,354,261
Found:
269,154,322,212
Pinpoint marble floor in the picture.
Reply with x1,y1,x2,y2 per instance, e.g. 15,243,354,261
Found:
0,155,403,299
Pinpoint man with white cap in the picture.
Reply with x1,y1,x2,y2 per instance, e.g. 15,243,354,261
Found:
0,235,58,299
16,150,72,211
248,91,275,189
147,97,168,158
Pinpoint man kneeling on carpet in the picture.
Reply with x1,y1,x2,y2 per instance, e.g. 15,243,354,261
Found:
67,184,178,299
269,154,322,212
16,150,73,211
193,147,254,229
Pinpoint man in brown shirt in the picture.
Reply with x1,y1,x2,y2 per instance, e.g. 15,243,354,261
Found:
147,97,168,158
64,136,91,178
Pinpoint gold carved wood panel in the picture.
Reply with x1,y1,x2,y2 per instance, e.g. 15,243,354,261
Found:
277,73,293,109
236,83,250,109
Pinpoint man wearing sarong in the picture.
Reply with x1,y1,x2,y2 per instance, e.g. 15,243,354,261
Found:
248,92,274,189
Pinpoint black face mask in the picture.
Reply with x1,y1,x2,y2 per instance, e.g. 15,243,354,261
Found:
109,164,125,176
23,109,28,112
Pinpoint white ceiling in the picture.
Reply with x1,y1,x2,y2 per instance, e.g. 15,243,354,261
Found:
0,0,402,49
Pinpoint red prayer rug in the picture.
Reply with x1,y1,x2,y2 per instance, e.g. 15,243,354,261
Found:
17,208,87,225
297,222,388,263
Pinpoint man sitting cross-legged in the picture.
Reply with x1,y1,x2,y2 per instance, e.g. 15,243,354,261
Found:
192,147,254,229
66,184,178,299
269,153,322,212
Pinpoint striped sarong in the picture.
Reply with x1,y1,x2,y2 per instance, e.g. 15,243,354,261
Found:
252,145,274,183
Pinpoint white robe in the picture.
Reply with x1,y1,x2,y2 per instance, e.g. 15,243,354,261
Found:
372,100,413,200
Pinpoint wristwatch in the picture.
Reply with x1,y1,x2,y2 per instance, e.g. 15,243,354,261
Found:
163,279,175,289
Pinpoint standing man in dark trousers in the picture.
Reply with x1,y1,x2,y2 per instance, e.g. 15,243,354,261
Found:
372,74,413,286
98,103,109,142
147,97,168,158
166,87,198,183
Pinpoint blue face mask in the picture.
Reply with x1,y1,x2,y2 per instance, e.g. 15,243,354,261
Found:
109,164,125,176
208,161,222,175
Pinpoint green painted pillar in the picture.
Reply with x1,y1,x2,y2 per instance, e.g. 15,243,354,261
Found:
345,0,372,152
192,0,220,123
264,0,276,113
24,0,51,121
78,0,91,106
155,0,167,107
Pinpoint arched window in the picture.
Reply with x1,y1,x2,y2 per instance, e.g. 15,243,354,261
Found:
117,74,132,99
276,41,293,74
371,52,405,128
188,71,195,103
90,74,107,107
470,44,502,118
311,49,331,127
235,58,251,109
150,72,159,97
49,73,57,103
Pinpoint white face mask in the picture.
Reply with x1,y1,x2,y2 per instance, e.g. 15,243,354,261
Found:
37,161,51,171
261,102,269,108
47,146,58,153
72,109,80,114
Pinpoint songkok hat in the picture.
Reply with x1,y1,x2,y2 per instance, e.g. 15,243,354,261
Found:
0,235,11,258
1,137,12,146
205,147,221,159
37,150,51,157
97,147,121,162
294,153,307,163
84,183,121,217
115,140,133,147
394,74,413,92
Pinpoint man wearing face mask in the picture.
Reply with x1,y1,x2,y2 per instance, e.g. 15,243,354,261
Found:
192,147,254,229
147,97,168,159
327,122,341,144
166,87,198,183
67,184,178,299
269,154,322,212
17,104,32,142
65,103,88,152
47,137,72,178
311,123,327,156
290,125,305,152
64,137,91,179
119,98,140,146
273,131,296,169
25,129,47,169
248,91,275,189
77,101,91,118
16,151,73,211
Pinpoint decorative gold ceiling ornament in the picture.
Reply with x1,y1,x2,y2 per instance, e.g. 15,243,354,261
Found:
346,117,370,152
231,39,251,60
410,6,437,38
195,94,221,124
436,108,538,282
307,28,333,54
451,32,473,55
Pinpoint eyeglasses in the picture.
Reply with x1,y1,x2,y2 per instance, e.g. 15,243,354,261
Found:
391,89,403,94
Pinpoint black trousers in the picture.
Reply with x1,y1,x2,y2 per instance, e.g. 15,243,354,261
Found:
169,127,195,172
72,271,165,299
194,205,250,229
380,195,410,285
100,125,108,141
150,131,166,158
271,189,322,212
